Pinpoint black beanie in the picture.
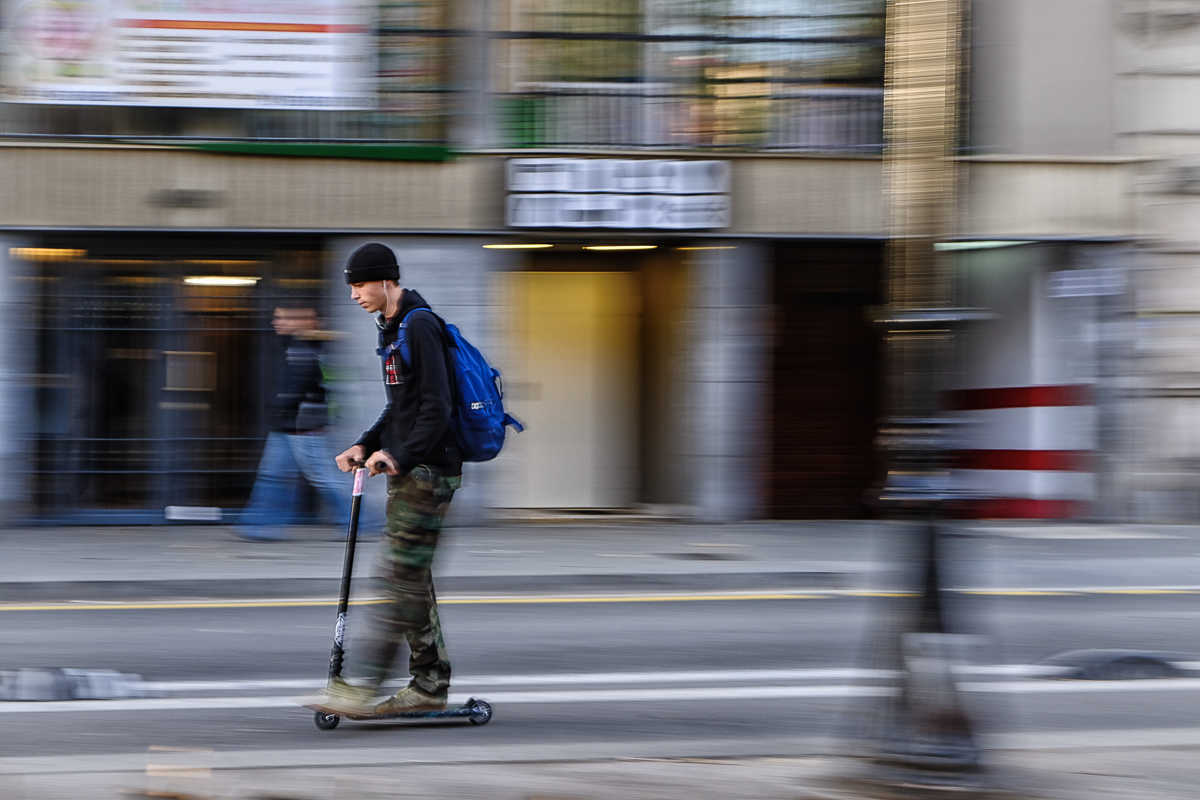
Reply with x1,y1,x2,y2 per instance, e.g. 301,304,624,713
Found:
343,243,400,284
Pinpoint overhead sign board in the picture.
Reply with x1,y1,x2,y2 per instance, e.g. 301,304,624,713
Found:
506,159,731,230
3,0,372,109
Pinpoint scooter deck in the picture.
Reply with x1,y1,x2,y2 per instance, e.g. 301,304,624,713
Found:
343,704,476,722
305,697,492,729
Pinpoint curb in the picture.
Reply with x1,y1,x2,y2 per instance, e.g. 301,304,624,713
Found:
0,571,850,603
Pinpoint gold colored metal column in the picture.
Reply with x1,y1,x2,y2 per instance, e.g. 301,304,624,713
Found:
884,0,962,312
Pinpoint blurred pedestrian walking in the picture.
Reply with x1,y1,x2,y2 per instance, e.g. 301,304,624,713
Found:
237,304,351,541
321,242,462,716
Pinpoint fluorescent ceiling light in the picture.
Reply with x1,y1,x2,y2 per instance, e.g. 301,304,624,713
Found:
9,247,86,261
181,260,260,266
934,241,1034,251
483,243,553,249
183,276,261,286
583,245,658,251
678,246,737,250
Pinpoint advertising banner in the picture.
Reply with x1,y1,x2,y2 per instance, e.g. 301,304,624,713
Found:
505,159,732,230
3,0,372,109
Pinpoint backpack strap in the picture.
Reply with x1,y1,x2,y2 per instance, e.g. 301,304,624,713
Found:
376,307,440,366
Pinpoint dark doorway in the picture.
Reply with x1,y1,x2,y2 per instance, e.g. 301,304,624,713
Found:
770,242,883,518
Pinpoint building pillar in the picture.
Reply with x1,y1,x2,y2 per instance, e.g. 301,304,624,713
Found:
684,242,772,522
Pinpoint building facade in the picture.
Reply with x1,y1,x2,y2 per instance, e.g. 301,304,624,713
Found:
0,0,1167,525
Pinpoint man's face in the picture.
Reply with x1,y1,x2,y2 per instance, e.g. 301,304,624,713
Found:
350,281,388,314
272,308,317,336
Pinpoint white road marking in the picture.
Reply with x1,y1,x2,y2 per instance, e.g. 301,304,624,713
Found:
972,526,1181,540
962,677,1200,693
7,675,1200,714
0,685,893,714
139,664,1067,693
0,696,299,713
141,667,894,693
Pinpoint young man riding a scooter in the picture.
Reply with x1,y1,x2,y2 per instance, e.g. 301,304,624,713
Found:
320,242,462,717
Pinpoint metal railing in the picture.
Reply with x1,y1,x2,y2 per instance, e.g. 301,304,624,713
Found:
499,84,883,152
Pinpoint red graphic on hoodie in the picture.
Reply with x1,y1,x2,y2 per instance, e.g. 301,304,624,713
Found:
384,353,402,385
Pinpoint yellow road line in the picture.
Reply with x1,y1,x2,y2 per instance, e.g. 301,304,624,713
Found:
960,590,1077,596
440,593,828,605
0,594,828,612
0,599,381,612
0,587,1195,612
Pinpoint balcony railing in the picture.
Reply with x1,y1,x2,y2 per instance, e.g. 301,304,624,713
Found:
499,84,883,152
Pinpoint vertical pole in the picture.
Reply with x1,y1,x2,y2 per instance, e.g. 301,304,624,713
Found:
869,0,983,789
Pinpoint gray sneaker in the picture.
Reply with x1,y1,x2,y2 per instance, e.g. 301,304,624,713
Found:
373,683,448,715
309,677,374,716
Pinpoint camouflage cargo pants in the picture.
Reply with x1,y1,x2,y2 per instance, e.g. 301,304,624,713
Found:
358,465,460,695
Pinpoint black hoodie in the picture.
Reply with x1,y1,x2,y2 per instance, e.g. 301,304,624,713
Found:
354,289,462,478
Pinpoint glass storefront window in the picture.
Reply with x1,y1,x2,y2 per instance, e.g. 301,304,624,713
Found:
18,241,328,523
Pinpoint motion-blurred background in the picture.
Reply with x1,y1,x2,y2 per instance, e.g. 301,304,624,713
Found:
4,2,1200,799
0,0,1184,528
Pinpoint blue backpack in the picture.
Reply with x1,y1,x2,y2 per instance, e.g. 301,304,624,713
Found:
378,308,523,462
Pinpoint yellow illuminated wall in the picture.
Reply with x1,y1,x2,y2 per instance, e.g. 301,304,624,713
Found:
493,270,641,509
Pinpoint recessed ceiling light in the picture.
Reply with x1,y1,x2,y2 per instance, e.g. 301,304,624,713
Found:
181,260,260,266
183,276,261,286
9,247,86,261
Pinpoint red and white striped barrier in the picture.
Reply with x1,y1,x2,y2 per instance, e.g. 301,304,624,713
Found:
947,385,1094,519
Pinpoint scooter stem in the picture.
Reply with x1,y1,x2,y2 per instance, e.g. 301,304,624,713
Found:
329,466,368,680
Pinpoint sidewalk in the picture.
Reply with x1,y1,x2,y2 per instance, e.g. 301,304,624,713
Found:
3,519,1200,602
5,744,1200,800
0,520,892,602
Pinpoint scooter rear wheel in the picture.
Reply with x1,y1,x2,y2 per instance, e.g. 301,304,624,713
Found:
468,699,493,725
314,710,340,730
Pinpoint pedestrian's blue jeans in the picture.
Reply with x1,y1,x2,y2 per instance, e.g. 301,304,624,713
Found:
240,432,364,538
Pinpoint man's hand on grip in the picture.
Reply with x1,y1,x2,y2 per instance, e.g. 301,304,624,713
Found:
335,445,367,473
365,451,399,476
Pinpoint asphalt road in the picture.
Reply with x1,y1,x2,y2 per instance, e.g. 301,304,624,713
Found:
4,589,1200,762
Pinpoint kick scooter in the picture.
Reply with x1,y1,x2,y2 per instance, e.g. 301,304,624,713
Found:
307,462,492,731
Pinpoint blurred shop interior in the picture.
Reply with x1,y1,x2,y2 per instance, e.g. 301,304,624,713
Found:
12,238,327,523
